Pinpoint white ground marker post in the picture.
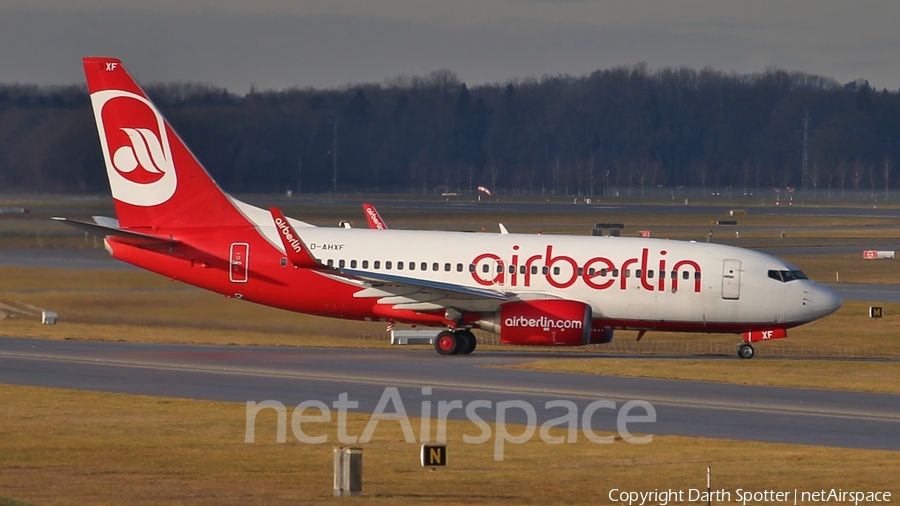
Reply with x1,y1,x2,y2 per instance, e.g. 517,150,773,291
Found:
333,447,362,497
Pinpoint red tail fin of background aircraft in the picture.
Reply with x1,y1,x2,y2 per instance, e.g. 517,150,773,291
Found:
83,57,246,231
362,203,388,229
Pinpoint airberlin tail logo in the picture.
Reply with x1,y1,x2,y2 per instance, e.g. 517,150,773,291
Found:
91,90,177,207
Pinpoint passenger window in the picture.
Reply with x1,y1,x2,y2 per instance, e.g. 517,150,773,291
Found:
659,270,665,279
497,264,503,273
542,266,549,275
362,260,369,269
624,269,631,278
398,261,404,270
385,261,392,270
350,260,357,268
682,271,689,280
432,263,438,271
327,259,334,267
553,267,560,275
671,270,677,279
469,264,475,272
458,263,464,272
520,265,526,275
648,270,654,278
482,264,489,273
409,262,415,271
577,267,583,276
600,268,607,277
588,268,595,276
508,265,515,274
635,269,641,278
374,260,380,269
445,263,451,271
612,269,619,277
280,257,287,267
531,266,538,275
694,271,701,280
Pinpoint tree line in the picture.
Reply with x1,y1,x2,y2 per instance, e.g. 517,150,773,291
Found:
1,64,899,195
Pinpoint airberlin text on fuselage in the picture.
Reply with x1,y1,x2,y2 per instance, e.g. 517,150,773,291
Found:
471,246,702,292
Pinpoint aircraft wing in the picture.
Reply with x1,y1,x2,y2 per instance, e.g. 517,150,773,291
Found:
52,217,179,248
362,203,388,229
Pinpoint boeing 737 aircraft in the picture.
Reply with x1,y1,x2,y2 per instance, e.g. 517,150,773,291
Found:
58,57,842,359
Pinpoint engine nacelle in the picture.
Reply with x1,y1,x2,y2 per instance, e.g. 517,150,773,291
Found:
477,299,592,346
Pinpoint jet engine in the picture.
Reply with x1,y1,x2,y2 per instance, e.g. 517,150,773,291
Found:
476,299,592,346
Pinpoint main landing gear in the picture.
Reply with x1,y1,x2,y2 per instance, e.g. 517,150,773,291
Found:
737,343,755,359
434,329,477,356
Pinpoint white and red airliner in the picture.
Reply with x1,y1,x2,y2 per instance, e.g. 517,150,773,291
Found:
59,58,842,359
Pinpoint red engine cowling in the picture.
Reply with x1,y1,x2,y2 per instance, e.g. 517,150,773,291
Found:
478,300,592,346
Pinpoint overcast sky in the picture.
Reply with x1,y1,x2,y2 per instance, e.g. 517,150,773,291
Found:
2,0,899,92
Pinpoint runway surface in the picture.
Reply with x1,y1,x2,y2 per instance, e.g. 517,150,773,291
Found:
1,336,897,450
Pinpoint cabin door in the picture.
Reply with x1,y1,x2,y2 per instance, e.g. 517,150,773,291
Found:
721,259,741,300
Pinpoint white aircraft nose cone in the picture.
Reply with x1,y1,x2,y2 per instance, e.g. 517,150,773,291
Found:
812,283,842,318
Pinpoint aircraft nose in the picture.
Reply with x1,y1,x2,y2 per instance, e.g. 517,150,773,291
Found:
811,283,842,318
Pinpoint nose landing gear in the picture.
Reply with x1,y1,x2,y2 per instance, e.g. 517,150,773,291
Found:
737,343,755,359
433,329,478,356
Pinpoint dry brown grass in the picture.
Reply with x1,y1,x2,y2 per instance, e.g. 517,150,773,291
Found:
0,384,897,506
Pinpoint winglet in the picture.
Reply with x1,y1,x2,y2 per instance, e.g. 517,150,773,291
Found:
499,223,509,235
362,203,388,230
269,207,322,268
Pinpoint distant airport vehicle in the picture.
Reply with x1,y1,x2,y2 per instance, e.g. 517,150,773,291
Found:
60,58,842,359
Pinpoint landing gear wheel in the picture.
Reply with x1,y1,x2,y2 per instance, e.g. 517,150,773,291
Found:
737,343,755,359
456,330,477,355
434,331,461,355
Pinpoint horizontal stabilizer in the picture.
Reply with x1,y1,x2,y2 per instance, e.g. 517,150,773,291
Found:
52,217,179,248
269,207,323,268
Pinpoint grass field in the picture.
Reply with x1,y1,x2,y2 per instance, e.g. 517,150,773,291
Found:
0,384,897,506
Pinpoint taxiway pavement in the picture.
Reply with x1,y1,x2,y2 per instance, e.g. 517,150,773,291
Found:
0,336,897,449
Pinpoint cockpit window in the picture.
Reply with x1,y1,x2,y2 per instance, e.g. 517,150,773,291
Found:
768,269,808,282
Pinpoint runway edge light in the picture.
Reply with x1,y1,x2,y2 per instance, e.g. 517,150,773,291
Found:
421,444,447,468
